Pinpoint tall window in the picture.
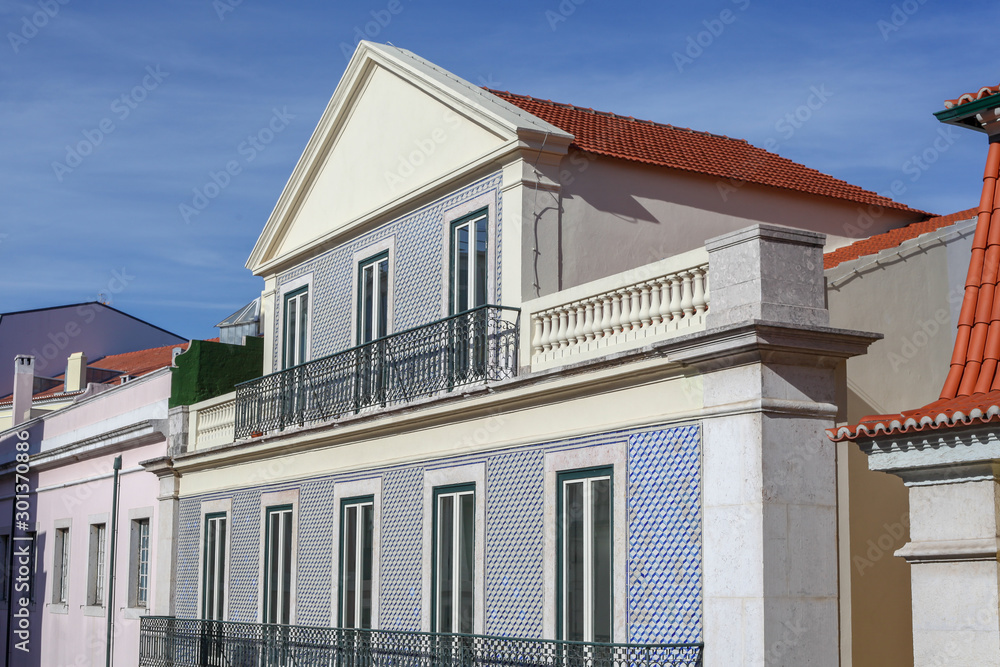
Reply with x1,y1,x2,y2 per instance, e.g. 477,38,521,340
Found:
88,523,107,607
357,252,390,344
433,485,475,633
0,534,9,602
558,469,612,642
339,497,374,629
203,513,227,620
129,519,150,608
450,210,488,315
263,506,293,625
53,527,70,604
283,287,309,369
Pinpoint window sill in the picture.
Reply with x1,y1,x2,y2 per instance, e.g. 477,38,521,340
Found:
48,603,69,615
82,605,105,618
123,607,149,620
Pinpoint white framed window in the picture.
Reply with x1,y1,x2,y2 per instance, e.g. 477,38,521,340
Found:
350,237,396,347
432,485,475,634
128,518,151,608
203,513,227,620
282,287,309,369
264,506,293,624
558,468,613,642
421,464,485,634
543,445,627,642
52,526,70,605
449,209,489,315
87,523,107,607
258,489,298,626
330,478,381,629
339,497,374,629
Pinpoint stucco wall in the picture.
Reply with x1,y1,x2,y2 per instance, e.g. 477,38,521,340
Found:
826,216,975,667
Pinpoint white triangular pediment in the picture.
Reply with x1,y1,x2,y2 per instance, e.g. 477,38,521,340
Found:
247,42,570,275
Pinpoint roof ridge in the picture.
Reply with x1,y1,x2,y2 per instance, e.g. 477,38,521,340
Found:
486,89,748,144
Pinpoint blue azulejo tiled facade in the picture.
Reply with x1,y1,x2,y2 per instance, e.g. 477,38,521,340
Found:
270,172,504,372
174,422,703,643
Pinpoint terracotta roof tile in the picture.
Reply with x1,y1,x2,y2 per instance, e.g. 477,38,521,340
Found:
830,136,1000,441
823,207,978,270
491,89,925,214
945,85,1000,110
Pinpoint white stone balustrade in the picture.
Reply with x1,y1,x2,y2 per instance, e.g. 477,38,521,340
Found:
190,391,236,450
523,248,710,369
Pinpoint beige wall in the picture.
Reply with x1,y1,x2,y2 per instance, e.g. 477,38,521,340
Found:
539,151,921,298
826,216,975,667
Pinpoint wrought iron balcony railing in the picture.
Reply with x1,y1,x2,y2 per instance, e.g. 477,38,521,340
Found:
139,617,704,667
235,305,521,439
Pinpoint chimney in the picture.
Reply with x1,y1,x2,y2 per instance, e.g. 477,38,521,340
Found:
65,352,88,392
12,355,34,426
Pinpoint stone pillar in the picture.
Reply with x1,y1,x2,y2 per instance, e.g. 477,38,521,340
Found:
861,440,1000,665
143,457,181,617
672,225,878,666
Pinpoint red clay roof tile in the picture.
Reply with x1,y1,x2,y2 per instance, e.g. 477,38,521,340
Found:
944,85,1000,109
491,90,926,214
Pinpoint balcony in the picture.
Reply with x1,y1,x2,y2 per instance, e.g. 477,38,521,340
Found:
139,617,704,667
234,305,520,440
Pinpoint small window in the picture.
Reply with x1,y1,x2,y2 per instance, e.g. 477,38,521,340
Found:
450,210,489,315
87,523,107,607
282,287,309,369
339,497,374,629
263,506,293,624
432,485,475,633
357,252,390,344
128,519,150,608
53,527,70,604
203,513,227,621
558,468,612,642
25,531,36,604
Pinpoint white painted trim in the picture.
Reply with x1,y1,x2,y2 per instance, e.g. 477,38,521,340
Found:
542,443,628,643
421,464,486,634
198,498,232,620
440,193,498,318
330,477,383,628
257,489,300,624
350,236,397,347
277,273,314,370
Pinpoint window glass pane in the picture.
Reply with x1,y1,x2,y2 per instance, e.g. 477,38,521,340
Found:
268,513,280,623
206,521,217,617
592,478,612,642
281,511,292,624
344,506,357,628
217,519,226,619
459,493,475,634
361,504,374,629
363,265,374,343
456,226,469,313
377,260,389,339
564,481,584,641
437,495,454,633
298,293,308,363
286,299,297,367
475,217,488,308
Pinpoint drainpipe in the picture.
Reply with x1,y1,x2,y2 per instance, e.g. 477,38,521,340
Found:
105,455,122,667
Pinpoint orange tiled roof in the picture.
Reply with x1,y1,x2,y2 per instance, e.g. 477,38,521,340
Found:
945,85,1000,110
830,139,1000,441
824,207,979,270
0,341,189,406
491,90,925,214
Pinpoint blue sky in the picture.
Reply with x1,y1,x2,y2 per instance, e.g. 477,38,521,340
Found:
0,0,994,340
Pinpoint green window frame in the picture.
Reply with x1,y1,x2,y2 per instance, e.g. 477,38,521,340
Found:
556,466,613,642
357,251,390,344
338,495,375,629
431,483,476,634
202,512,227,621
282,286,309,369
449,209,489,315
263,505,294,625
